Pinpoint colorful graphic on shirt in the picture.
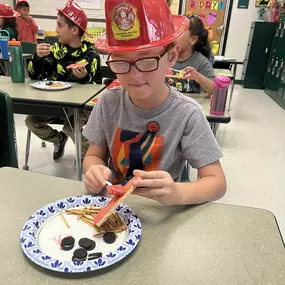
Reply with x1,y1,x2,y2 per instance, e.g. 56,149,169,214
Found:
166,68,189,92
111,122,164,182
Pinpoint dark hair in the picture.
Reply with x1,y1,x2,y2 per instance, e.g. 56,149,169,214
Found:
58,12,85,38
186,15,211,59
2,18,18,39
17,2,30,9
166,0,172,6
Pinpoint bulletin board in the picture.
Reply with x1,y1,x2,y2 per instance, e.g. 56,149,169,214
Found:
184,0,228,55
21,0,106,21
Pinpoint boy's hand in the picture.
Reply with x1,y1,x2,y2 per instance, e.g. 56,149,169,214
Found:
132,170,181,206
84,165,112,194
183,67,199,82
72,66,88,79
36,44,51,58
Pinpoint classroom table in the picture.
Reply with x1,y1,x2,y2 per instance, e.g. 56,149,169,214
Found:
0,167,284,285
86,91,231,137
0,53,33,76
0,77,106,181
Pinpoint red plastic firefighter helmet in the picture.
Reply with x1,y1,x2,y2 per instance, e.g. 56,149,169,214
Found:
57,0,88,32
15,0,30,10
0,4,17,18
96,0,189,52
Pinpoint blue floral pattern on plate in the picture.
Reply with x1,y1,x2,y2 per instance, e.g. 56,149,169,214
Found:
20,195,142,273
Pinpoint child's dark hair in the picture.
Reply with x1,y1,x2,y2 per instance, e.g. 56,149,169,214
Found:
58,11,85,38
2,18,18,38
166,0,172,6
17,2,30,9
186,15,211,59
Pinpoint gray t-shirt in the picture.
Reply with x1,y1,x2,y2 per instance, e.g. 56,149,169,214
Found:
83,87,222,183
166,51,215,93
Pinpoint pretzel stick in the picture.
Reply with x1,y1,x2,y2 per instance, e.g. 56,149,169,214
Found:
60,212,70,229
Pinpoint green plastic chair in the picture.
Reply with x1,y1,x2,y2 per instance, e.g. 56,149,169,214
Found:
20,41,36,55
0,91,18,168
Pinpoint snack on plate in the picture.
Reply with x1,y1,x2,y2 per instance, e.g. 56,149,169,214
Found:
61,236,75,251
65,206,127,235
47,82,65,88
78,238,96,251
66,62,88,69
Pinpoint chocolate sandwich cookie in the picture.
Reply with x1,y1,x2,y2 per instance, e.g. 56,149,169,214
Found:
88,252,103,260
61,236,75,251
103,232,116,244
72,248,88,261
78,238,96,251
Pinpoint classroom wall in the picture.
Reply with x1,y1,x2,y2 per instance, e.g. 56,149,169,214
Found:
224,0,258,79
0,0,14,5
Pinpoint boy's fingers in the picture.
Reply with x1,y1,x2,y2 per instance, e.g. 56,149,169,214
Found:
85,170,101,188
134,178,167,188
133,170,167,179
102,167,112,181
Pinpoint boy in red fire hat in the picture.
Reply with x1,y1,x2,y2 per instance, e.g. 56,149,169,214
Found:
83,0,226,206
26,0,101,162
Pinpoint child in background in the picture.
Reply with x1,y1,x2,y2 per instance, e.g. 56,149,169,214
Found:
0,4,18,40
83,0,226,206
26,1,101,162
167,15,214,95
15,0,38,43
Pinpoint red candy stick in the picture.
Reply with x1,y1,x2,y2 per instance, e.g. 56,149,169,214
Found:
93,176,141,227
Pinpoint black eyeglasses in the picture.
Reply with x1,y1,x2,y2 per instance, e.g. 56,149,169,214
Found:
106,49,169,74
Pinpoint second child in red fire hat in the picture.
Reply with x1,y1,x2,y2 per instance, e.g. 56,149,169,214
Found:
83,0,226,207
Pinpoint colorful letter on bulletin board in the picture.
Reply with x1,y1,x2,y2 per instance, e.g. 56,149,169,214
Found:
212,1,219,10
218,1,226,10
205,1,211,9
199,1,205,9
189,0,196,9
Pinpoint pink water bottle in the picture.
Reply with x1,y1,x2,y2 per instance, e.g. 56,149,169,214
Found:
210,76,232,116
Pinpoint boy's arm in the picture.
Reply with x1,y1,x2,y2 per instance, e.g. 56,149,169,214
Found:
82,93,110,193
29,16,38,34
28,45,56,80
133,161,226,205
77,48,101,84
177,161,226,204
83,143,107,172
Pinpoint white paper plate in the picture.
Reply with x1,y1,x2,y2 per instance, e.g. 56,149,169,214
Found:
20,195,142,273
30,81,71,91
